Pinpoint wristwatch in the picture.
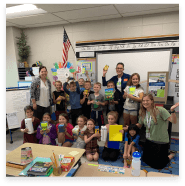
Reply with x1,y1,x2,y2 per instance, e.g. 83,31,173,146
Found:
170,110,175,114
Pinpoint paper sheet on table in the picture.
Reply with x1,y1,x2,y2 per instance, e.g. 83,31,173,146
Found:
109,125,123,141
69,151,79,156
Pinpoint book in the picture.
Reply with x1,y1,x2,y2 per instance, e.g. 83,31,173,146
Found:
105,88,114,101
129,86,136,95
41,121,48,131
58,124,65,133
109,125,123,141
27,161,53,176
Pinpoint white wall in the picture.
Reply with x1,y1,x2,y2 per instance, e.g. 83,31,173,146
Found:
6,11,179,132
6,27,20,87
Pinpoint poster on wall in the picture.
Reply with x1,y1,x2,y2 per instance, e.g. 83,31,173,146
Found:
148,73,166,97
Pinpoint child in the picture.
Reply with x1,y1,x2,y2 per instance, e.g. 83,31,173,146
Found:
53,80,67,121
64,82,71,118
36,113,57,145
87,82,106,129
123,124,140,168
78,70,91,93
106,81,120,123
20,105,40,144
84,119,101,161
56,113,74,147
80,81,94,119
63,71,82,126
102,111,120,161
123,73,144,126
71,115,87,149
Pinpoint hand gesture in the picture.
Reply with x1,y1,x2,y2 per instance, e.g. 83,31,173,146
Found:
123,153,128,159
46,128,50,134
127,94,133,99
40,130,44,135
57,96,63,101
24,128,29,133
109,100,114,105
73,136,78,140
103,68,108,76
33,103,37,110
127,153,131,160
170,102,179,112
94,133,101,138
123,125,129,131
123,92,127,99
119,129,124,134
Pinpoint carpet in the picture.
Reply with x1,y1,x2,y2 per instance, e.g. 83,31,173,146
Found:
98,138,179,175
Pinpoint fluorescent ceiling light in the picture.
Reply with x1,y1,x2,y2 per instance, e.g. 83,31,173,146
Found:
6,4,47,19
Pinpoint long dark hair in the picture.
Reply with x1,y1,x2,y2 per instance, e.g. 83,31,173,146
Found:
127,124,139,143
126,73,141,87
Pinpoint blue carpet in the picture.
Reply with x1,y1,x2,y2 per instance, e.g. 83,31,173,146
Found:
98,138,179,175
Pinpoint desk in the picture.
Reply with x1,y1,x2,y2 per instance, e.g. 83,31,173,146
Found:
74,163,146,177
6,143,85,177
147,172,178,177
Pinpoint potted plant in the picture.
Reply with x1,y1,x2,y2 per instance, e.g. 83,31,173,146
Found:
16,30,30,68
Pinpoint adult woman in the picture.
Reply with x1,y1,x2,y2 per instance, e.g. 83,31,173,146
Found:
102,62,130,123
30,66,52,121
136,93,178,169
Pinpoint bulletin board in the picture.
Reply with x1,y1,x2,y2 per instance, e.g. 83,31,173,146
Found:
6,89,30,129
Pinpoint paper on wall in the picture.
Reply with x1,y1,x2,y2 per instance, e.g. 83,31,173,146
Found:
7,112,19,128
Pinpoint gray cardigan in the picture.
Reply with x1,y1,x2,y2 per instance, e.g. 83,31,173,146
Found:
30,77,52,106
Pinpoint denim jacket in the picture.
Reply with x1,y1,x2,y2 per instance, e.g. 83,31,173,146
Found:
30,77,52,106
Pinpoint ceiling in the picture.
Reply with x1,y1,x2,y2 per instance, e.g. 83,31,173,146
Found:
6,4,179,28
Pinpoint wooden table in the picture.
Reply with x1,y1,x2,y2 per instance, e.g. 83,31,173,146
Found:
74,163,146,177
6,143,85,177
147,172,178,177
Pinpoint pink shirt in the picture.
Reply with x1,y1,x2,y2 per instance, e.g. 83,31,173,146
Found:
56,123,74,141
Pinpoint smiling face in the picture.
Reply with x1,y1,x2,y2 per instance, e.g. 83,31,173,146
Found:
69,84,76,92
59,115,68,125
84,82,91,90
93,84,101,93
39,68,48,79
43,114,51,123
78,78,85,86
77,117,85,128
132,75,140,86
87,120,95,132
142,96,153,110
129,129,136,137
116,64,124,76
108,114,116,125
25,109,33,118
55,82,62,91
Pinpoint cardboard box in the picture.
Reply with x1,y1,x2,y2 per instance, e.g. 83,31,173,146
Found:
61,156,75,172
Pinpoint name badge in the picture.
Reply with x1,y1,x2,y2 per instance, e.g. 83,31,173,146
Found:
124,79,128,81
146,132,150,138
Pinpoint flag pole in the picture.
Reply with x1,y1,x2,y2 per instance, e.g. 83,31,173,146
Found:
63,26,76,56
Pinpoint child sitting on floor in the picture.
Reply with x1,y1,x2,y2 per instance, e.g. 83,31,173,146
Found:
71,115,87,149
84,119,101,161
36,113,57,145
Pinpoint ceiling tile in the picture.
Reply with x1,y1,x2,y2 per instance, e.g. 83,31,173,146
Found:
6,21,26,28
115,4,179,13
6,13,65,26
35,4,107,13
53,5,118,20
68,14,121,23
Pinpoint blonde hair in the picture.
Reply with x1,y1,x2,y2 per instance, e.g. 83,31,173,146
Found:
107,111,118,122
94,82,101,88
55,80,62,86
139,93,159,123
77,115,88,125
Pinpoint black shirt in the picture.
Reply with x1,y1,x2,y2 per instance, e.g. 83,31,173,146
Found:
106,90,120,114
53,90,65,111
80,90,94,119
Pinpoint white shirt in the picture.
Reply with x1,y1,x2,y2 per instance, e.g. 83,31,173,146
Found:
36,80,50,107
117,78,122,92
123,86,144,110
74,125,87,143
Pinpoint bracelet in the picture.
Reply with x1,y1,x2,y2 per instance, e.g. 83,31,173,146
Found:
170,110,175,113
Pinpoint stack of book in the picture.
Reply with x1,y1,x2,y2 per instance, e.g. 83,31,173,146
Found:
27,161,53,177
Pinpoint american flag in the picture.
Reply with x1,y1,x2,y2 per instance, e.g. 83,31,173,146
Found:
62,29,71,68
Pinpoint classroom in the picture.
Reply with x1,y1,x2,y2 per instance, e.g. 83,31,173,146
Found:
6,3,180,178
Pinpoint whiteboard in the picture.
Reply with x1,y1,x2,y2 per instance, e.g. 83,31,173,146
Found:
6,89,30,129
97,49,172,94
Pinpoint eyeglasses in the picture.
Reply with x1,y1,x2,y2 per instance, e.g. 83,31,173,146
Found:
116,68,124,70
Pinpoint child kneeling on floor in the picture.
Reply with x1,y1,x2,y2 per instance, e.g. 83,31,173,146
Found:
71,115,87,149
84,119,101,161
122,124,140,168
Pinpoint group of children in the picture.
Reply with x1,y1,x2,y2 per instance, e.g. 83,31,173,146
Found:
21,70,144,167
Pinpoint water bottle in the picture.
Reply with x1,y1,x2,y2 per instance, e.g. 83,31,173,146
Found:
101,126,104,141
104,126,107,141
131,151,141,176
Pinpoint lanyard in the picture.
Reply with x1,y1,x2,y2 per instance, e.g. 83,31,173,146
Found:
146,112,152,131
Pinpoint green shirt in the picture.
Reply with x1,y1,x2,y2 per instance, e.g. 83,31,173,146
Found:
138,107,171,143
